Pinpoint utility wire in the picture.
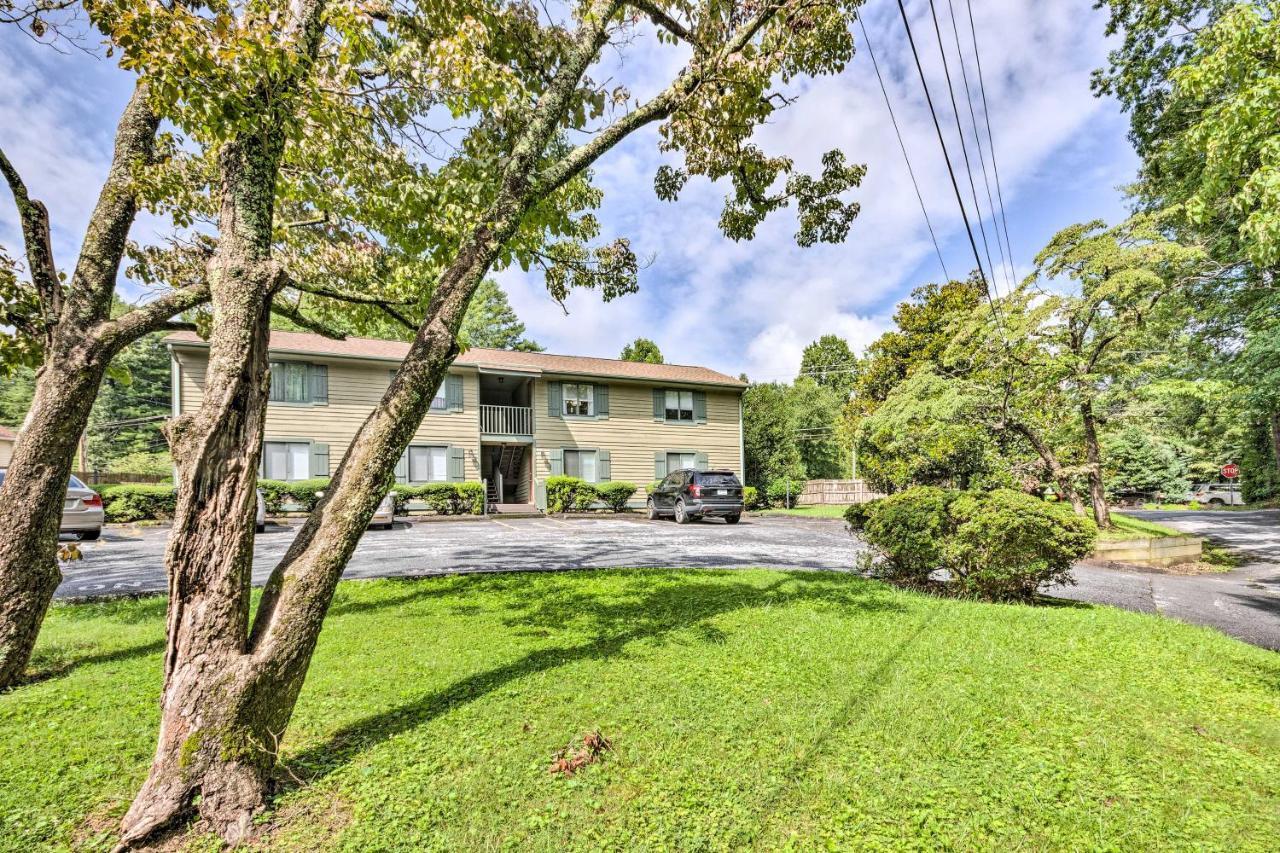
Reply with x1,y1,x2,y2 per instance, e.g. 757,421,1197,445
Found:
892,0,995,314
924,0,1000,297
944,0,1014,294
964,0,1019,290
857,13,951,283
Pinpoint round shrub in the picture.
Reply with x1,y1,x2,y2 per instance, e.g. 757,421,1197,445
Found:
547,476,596,513
944,490,1096,600
743,486,760,510
594,481,638,512
856,486,1097,601
766,477,806,508
842,500,879,531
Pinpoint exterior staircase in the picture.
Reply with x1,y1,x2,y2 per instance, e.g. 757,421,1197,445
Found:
486,444,531,510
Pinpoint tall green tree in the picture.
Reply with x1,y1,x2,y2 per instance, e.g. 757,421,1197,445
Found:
798,334,857,399
620,336,664,364
101,0,870,844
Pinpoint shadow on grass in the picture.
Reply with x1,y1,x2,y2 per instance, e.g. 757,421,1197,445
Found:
22,638,166,686
285,570,902,784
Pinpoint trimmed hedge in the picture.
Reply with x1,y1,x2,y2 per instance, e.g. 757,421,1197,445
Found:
595,481,639,511
547,477,637,513
389,483,485,515
852,486,1097,601
98,484,178,523
257,478,331,513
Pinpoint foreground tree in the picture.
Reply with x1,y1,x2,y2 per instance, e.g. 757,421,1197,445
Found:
0,87,210,688
122,0,869,845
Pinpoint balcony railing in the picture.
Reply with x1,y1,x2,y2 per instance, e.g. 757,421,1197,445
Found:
481,404,533,436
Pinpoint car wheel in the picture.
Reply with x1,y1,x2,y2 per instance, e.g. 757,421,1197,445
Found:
256,523,266,533
647,498,659,520
725,514,741,525
1208,498,1225,506
674,500,691,524
79,529,101,541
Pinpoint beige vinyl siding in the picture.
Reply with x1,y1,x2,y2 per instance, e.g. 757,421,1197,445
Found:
532,378,743,493
0,438,13,468
173,350,481,481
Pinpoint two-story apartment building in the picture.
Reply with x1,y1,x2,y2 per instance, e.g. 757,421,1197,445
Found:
165,330,746,511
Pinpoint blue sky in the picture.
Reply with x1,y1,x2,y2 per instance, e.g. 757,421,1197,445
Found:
0,1,1138,381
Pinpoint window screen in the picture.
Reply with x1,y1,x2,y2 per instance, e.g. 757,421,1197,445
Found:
409,446,448,483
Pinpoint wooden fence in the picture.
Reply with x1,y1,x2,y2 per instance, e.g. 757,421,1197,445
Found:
74,471,170,485
797,479,885,506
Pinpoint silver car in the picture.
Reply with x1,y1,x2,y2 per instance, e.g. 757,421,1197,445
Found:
0,470,105,541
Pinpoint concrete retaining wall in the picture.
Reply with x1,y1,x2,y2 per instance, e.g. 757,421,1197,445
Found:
1092,536,1203,566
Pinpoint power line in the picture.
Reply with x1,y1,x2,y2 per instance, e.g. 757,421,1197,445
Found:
944,0,1014,294
964,0,1019,289
892,0,994,312
924,0,1000,296
857,13,951,283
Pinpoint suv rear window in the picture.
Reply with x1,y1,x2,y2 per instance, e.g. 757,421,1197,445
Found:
697,473,740,487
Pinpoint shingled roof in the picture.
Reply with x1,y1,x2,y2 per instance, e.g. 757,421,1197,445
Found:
164,330,745,388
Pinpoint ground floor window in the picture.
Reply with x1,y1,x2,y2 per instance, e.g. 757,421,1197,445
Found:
264,441,310,481
564,448,598,482
667,451,697,472
409,445,449,483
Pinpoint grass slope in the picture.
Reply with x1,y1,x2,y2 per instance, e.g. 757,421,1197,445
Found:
2,570,1278,851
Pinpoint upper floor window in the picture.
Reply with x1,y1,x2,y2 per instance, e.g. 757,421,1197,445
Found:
563,383,594,417
396,371,459,412
665,390,694,422
270,361,327,405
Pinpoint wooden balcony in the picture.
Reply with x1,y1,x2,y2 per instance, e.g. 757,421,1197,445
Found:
481,404,534,436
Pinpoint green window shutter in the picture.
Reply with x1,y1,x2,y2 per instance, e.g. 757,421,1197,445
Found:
595,384,609,419
694,451,709,471
310,443,329,478
652,388,665,420
394,450,408,484
269,362,284,402
446,374,463,411
548,448,564,476
548,381,562,418
693,390,706,422
447,445,465,481
654,451,668,480
309,364,329,404
598,449,611,482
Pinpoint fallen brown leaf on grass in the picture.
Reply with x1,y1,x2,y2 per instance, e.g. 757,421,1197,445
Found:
549,730,613,777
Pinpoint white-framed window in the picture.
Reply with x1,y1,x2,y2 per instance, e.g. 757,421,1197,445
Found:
408,445,449,483
665,390,694,422
564,449,598,483
563,383,594,417
264,441,310,481
667,451,697,472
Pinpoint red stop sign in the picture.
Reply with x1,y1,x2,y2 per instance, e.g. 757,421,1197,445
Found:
1221,463,1240,479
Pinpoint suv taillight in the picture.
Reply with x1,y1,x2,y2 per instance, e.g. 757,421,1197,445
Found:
83,494,103,508
688,483,701,499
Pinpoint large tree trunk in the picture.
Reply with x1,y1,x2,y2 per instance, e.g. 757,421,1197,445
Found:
0,84,159,688
1010,421,1086,516
1080,399,1111,528
118,131,286,844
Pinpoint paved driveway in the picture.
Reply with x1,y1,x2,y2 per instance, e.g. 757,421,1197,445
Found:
55,514,861,599
1051,510,1280,650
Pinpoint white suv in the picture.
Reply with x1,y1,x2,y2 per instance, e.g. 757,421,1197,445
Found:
1187,483,1245,506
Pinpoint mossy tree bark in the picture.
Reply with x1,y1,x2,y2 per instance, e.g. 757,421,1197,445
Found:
1080,399,1111,528
0,84,208,690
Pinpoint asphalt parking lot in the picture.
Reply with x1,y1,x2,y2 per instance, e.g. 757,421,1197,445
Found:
55,514,862,598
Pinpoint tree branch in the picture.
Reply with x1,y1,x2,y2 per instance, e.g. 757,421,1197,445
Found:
286,278,418,331
94,280,212,353
270,298,347,339
628,0,696,46
0,146,60,321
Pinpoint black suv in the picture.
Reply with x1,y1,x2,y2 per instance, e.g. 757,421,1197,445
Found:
647,469,744,524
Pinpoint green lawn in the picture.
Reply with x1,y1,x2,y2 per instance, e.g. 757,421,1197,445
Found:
756,504,850,518
1102,512,1187,540
3,570,1279,851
